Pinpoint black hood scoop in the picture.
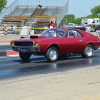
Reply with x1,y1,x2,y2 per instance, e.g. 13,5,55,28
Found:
30,36,38,38
21,36,26,38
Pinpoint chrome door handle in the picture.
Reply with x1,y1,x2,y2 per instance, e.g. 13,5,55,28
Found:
79,40,82,41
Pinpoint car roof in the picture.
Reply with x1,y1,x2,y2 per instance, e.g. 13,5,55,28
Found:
54,28,86,36
54,28,78,30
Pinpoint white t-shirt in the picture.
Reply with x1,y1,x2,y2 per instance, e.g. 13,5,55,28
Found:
38,1,41,5
85,26,91,32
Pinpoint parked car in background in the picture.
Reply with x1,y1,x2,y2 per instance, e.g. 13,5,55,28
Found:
10,28,100,62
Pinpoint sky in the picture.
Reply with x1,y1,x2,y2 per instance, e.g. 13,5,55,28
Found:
68,0,100,18
6,0,100,19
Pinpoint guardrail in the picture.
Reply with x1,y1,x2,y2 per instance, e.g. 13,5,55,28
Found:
0,27,48,29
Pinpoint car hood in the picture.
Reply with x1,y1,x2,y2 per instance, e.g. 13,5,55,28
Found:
13,36,55,42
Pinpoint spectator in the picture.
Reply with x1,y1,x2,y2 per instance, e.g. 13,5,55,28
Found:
4,26,8,35
95,26,100,37
38,1,42,9
57,31,62,37
50,23,56,29
85,25,91,32
53,17,56,24
33,18,37,26
48,20,51,29
50,17,56,24
48,17,56,29
51,17,54,24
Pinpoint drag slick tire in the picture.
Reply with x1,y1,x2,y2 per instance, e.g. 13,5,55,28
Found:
45,47,58,62
19,52,31,61
81,44,94,58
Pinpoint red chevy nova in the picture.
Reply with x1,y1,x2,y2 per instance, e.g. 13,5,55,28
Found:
10,28,100,62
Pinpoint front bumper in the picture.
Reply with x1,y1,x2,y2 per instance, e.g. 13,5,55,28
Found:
12,46,40,53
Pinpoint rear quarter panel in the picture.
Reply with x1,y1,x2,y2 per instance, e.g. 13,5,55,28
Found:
79,30,100,50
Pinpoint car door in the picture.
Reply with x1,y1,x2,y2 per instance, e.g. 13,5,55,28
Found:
63,29,87,53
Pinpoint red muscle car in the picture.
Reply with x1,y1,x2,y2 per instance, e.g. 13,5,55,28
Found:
10,28,100,62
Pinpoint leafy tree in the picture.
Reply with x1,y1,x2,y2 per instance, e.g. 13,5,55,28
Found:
72,17,84,24
60,5,100,25
60,14,75,25
86,13,100,18
67,14,75,23
72,5,100,25
91,5,100,15
0,0,7,13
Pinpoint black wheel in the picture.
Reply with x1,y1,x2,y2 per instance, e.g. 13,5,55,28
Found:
45,47,58,62
19,52,31,61
81,44,94,58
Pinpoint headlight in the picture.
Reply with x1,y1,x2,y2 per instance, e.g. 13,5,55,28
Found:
11,42,15,46
35,42,38,47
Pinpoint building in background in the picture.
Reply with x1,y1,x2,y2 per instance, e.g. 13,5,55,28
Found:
81,18,100,31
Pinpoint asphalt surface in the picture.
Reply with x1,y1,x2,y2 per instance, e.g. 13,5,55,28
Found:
0,47,100,100
0,45,12,56
0,45,11,51
0,49,100,79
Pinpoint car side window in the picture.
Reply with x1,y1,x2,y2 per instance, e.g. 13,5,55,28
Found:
65,31,68,37
65,30,75,38
65,30,83,38
73,30,83,38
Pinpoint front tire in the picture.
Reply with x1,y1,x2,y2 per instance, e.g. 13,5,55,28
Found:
45,47,58,62
19,52,31,61
81,44,94,58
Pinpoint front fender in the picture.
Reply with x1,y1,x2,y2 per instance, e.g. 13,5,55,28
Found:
40,43,59,53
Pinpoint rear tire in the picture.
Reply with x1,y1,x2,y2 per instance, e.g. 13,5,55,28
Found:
19,52,31,61
45,47,58,62
81,44,94,58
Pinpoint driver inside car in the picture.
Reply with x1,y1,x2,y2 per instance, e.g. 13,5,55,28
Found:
57,31,62,37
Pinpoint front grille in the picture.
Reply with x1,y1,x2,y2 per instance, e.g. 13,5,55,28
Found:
15,42,33,46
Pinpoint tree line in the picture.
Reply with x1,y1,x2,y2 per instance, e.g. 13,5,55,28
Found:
60,5,100,25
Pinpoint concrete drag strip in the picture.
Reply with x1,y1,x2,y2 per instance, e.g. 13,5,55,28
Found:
0,64,100,100
0,51,6,56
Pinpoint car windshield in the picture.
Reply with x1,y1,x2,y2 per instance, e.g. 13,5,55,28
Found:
40,29,66,37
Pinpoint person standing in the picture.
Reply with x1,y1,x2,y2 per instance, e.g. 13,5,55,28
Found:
51,17,54,24
50,23,56,29
53,17,56,24
95,26,100,37
51,17,56,24
85,25,91,33
4,26,8,35
48,20,51,29
48,18,56,29
38,1,42,9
